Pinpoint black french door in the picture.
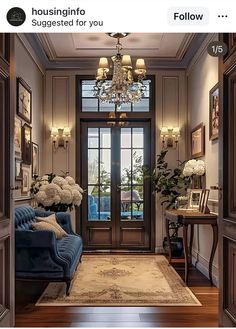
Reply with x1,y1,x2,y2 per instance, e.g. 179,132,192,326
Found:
81,121,152,250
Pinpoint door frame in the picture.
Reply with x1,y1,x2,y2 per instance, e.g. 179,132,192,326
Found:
0,33,15,327
80,120,152,250
219,33,236,326
75,75,156,252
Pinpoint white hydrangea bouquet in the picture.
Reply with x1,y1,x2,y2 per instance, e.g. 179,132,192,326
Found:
30,172,83,212
183,159,205,189
183,159,205,177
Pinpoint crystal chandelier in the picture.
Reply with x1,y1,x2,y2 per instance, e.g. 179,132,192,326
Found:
94,33,147,110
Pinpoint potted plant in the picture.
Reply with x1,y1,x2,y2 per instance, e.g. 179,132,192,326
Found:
152,149,191,257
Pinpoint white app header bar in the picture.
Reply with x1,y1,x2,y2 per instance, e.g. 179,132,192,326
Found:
0,0,235,32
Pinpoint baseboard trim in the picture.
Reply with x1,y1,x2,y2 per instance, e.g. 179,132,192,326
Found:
191,252,219,287
155,246,165,254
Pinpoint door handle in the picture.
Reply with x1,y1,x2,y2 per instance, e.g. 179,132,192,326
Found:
210,185,223,201
210,185,222,191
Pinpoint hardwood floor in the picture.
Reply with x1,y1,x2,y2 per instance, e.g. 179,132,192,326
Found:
15,262,219,327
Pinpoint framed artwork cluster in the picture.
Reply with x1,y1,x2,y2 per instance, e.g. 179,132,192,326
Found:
14,77,39,196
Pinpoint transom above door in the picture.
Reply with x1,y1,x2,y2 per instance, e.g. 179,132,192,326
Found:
81,121,152,250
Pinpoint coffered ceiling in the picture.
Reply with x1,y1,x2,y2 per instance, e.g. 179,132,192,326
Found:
25,33,207,69
37,33,193,61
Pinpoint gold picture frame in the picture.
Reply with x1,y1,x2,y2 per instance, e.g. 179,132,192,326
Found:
22,123,32,165
32,142,39,178
17,77,32,124
209,83,219,141
21,164,31,194
189,189,203,209
191,123,205,158
14,117,22,157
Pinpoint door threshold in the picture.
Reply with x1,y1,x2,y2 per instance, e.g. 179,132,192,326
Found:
83,249,154,254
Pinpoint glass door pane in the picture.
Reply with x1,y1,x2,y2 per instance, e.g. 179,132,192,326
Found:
87,127,111,221
120,127,144,221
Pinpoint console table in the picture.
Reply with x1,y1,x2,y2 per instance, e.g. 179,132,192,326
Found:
165,209,218,285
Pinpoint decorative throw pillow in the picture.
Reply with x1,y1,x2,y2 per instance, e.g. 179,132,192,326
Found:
31,221,65,239
35,214,68,239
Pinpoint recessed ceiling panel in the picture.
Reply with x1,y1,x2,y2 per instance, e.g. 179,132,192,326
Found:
39,33,192,60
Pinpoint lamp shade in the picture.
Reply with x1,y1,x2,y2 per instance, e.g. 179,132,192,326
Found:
122,55,132,68
160,127,168,136
51,127,58,137
135,58,146,70
98,57,109,69
173,127,180,137
63,127,71,137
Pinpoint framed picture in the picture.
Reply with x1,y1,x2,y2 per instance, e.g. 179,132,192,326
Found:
15,159,22,181
32,142,39,177
189,189,202,209
191,123,205,158
21,164,31,194
14,117,22,157
199,189,210,213
209,83,219,140
22,123,32,165
17,77,32,123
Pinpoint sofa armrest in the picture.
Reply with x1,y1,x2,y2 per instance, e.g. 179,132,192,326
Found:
55,212,76,235
15,230,70,274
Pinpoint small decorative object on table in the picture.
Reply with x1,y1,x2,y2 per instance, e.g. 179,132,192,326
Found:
198,189,210,213
175,195,189,209
31,172,83,212
188,189,202,209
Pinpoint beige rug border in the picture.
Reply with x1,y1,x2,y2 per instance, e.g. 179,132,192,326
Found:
36,255,202,307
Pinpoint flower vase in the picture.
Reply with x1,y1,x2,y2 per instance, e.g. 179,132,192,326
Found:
192,175,202,189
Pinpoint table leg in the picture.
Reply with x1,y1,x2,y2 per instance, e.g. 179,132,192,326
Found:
209,223,218,286
183,224,189,284
189,224,194,265
165,218,172,263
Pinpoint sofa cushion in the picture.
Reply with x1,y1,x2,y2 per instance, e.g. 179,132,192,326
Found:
36,214,68,237
57,235,83,265
31,221,66,239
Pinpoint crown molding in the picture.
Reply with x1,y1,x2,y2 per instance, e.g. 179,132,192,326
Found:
23,33,208,70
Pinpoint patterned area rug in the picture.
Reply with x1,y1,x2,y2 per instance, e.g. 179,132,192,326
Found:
36,255,201,306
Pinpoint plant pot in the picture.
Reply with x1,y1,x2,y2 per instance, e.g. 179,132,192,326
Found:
163,236,184,258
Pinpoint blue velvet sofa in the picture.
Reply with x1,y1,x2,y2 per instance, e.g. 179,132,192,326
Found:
15,205,83,295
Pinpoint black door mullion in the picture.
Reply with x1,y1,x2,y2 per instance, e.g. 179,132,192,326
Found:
111,126,121,248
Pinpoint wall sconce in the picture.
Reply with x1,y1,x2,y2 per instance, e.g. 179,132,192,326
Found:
160,126,180,148
51,127,71,149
